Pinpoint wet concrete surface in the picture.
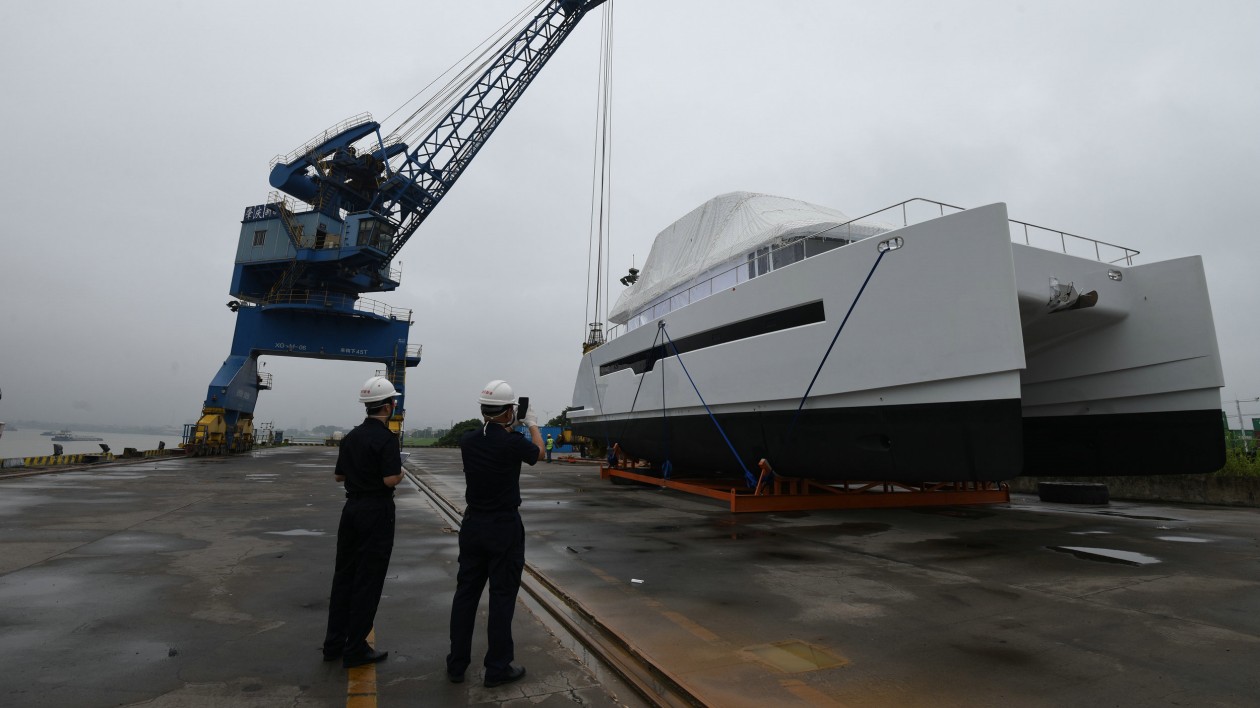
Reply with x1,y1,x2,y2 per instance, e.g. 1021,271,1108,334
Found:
414,449,1260,708
2,447,1259,706
0,449,628,707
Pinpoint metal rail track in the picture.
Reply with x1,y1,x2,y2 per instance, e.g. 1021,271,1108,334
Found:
404,469,704,708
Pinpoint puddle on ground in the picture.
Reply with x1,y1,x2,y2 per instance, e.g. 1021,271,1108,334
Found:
1096,511,1176,521
1156,536,1209,543
1049,545,1161,566
72,531,204,556
1070,530,1112,535
744,640,848,673
63,472,150,480
266,529,326,537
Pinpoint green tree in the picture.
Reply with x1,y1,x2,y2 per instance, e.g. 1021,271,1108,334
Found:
435,418,482,446
547,406,580,428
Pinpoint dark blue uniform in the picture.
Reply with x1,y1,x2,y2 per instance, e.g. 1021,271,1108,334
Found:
446,423,539,681
323,417,400,662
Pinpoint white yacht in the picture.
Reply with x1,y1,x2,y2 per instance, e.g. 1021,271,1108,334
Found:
569,192,1224,482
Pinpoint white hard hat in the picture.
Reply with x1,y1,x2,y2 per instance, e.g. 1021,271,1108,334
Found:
478,379,515,406
359,376,399,403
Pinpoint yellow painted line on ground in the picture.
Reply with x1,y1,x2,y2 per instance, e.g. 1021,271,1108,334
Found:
659,609,722,643
346,629,379,708
779,678,852,707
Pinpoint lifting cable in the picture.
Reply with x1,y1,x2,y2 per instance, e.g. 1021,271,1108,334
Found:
601,322,660,469
615,323,663,442
582,1,616,467
383,0,546,147
660,323,757,488
788,246,891,435
659,339,672,479
584,1,616,347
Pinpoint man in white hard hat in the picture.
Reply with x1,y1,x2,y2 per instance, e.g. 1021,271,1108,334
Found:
322,376,403,668
445,379,543,688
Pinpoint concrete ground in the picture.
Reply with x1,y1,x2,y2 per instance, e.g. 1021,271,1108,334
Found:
0,447,630,707
1,446,1259,707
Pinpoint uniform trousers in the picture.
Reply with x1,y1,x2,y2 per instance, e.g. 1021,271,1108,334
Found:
446,510,525,677
323,495,395,657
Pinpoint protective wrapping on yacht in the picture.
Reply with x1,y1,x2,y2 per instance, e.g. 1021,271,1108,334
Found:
570,192,1224,482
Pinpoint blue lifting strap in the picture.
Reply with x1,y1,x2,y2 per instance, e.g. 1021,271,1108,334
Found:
617,323,664,443
660,323,758,488
605,324,664,469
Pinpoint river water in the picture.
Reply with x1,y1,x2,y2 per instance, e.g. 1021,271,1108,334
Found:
0,427,179,460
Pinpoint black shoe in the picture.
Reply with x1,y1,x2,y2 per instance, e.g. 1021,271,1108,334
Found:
483,665,526,687
447,671,465,684
342,649,388,668
322,649,342,662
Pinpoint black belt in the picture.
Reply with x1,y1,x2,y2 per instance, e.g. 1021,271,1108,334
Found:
345,492,394,499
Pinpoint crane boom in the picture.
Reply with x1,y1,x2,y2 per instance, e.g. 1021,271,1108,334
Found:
381,0,609,260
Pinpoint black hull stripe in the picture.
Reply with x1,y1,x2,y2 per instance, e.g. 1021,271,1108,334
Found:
573,404,1225,483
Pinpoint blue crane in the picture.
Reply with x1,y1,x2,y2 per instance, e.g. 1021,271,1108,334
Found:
184,0,609,455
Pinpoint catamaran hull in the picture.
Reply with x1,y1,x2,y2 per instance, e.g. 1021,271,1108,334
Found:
570,202,1225,482
575,399,1023,483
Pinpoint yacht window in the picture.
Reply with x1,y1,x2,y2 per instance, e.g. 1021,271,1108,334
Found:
772,241,806,270
713,267,737,291
652,300,670,320
599,300,826,376
805,236,848,258
747,247,771,279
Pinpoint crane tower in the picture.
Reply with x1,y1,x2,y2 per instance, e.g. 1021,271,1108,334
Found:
183,0,609,455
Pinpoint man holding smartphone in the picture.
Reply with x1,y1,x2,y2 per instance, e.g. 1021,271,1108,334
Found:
445,379,543,688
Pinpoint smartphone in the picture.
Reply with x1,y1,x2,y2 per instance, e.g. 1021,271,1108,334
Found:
517,396,529,424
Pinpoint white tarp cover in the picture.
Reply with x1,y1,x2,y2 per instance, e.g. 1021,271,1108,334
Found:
609,191,869,324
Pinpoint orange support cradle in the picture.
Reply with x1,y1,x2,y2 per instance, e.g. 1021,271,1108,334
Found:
600,457,1009,513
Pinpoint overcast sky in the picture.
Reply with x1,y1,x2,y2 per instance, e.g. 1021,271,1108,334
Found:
1,0,1257,433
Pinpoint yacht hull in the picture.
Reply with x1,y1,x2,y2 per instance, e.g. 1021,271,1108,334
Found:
571,202,1225,482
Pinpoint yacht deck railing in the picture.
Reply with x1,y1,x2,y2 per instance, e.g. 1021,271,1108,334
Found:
602,198,1140,343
